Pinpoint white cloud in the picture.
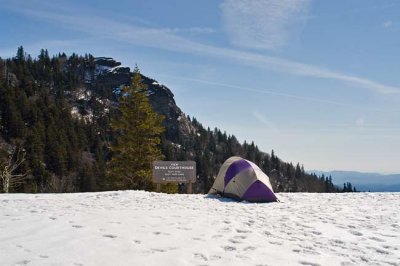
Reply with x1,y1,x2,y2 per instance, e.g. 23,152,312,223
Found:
356,117,365,127
252,111,279,133
220,0,311,50
382,20,393,28
164,27,216,34
4,2,400,95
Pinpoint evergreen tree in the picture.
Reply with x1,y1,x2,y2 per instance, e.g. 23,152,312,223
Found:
295,163,302,179
16,46,25,61
108,66,164,190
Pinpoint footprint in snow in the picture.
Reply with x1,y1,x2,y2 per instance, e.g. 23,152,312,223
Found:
382,245,398,251
349,230,363,236
229,238,241,244
269,241,283,246
236,229,251,234
209,255,221,261
151,248,166,253
246,219,255,226
177,227,191,231
367,247,390,255
222,246,236,251
72,225,83,228
378,233,397,238
331,239,345,245
15,260,30,265
340,260,355,266
103,234,117,239
263,230,272,236
193,253,208,261
369,236,385,242
219,227,232,233
153,231,171,236
299,261,321,266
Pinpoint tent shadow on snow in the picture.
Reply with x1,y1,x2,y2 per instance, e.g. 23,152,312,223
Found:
208,156,278,203
204,194,263,204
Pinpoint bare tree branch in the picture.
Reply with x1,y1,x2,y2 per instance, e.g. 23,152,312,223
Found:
1,145,27,193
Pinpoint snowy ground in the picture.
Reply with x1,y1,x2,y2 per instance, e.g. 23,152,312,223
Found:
0,191,399,266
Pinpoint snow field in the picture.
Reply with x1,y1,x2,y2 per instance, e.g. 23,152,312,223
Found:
0,191,399,266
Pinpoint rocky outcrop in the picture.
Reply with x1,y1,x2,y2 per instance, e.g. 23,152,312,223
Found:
89,58,196,144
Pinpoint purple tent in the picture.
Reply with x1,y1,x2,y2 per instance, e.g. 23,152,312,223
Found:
208,156,277,202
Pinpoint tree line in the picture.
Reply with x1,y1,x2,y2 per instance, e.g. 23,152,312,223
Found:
0,47,356,193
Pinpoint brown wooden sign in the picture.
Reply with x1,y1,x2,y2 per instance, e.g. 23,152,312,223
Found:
152,161,196,183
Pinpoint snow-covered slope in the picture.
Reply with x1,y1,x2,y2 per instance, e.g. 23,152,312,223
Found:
1,191,399,266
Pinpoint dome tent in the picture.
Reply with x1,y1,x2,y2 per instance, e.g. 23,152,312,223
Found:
208,156,277,203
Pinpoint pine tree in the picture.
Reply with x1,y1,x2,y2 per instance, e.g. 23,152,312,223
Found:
16,46,25,61
108,66,164,190
295,163,302,179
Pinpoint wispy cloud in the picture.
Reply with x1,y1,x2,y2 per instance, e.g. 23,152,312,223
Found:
3,2,400,94
163,27,216,34
157,74,392,113
220,0,311,50
355,117,365,127
252,111,279,133
382,20,393,28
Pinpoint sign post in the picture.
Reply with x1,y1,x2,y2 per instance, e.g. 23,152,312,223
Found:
152,161,196,193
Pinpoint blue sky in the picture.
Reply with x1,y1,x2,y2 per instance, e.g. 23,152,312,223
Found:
1,0,399,173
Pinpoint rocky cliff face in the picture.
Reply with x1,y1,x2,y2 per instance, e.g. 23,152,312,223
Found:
79,57,197,145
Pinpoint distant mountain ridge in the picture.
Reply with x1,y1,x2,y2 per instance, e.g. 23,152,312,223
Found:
309,170,400,192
